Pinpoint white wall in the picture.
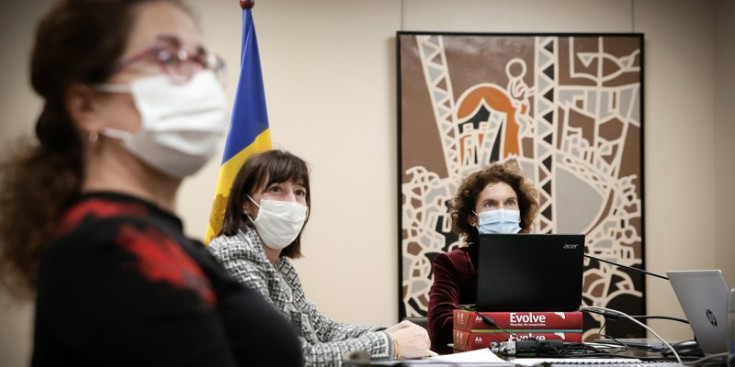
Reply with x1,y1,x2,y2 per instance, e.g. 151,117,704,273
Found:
1,0,733,365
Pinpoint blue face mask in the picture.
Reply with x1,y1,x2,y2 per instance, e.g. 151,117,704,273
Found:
475,209,522,234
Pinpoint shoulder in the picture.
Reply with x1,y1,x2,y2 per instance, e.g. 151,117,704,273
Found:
208,230,263,264
50,202,179,259
55,196,152,237
434,246,472,266
51,194,191,257
207,230,275,293
432,246,476,279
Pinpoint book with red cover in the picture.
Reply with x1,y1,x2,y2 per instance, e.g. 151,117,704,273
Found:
453,310,583,332
453,329,583,352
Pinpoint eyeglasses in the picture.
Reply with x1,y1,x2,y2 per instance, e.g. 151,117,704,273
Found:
114,42,227,84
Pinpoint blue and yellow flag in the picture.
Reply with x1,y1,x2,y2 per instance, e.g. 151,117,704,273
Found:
206,8,271,243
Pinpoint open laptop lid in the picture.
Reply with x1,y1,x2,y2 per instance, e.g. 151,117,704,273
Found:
476,234,585,312
666,270,729,355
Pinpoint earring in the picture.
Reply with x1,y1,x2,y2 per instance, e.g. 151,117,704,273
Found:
88,131,99,143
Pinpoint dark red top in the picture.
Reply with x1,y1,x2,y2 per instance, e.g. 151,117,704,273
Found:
427,243,479,353
32,192,302,367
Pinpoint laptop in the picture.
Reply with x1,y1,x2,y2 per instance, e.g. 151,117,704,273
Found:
667,269,729,355
476,234,585,311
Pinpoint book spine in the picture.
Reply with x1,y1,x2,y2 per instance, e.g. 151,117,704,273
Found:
453,310,583,331
453,330,583,352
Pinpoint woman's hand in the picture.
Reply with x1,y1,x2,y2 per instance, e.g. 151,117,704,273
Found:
384,319,414,334
388,322,430,359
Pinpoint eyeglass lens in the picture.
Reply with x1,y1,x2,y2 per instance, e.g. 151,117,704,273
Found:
114,36,226,83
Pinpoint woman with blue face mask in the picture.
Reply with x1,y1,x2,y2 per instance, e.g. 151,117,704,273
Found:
0,1,302,365
427,161,539,353
208,149,431,366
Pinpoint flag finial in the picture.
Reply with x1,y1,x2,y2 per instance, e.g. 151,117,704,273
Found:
240,0,254,9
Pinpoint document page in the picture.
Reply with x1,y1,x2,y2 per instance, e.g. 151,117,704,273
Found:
429,349,508,363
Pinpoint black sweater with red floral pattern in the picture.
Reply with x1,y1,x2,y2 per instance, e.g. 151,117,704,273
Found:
32,192,302,367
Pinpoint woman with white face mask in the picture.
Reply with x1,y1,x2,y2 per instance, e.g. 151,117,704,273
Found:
427,161,539,354
0,1,302,365
209,150,431,366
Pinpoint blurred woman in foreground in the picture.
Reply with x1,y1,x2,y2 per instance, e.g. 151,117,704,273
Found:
0,1,301,365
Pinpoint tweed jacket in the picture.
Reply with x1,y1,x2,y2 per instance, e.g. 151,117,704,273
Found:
208,227,393,367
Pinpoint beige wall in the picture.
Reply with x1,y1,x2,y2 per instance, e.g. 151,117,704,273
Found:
714,0,735,293
1,0,733,365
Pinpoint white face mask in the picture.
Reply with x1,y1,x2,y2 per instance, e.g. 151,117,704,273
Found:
247,196,308,250
96,70,228,178
475,208,522,234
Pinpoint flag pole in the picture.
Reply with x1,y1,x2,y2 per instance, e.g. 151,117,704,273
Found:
240,0,254,9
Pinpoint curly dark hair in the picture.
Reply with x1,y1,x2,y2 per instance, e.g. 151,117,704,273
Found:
449,161,539,242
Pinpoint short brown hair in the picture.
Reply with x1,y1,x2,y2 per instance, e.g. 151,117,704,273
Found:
450,161,539,242
219,150,311,259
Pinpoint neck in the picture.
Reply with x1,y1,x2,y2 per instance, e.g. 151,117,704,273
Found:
263,246,281,265
82,145,181,212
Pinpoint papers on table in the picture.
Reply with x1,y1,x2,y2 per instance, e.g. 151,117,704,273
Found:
513,358,643,366
368,349,646,366
369,349,513,366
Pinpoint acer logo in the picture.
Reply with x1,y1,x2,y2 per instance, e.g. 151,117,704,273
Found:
562,244,579,249
510,312,546,323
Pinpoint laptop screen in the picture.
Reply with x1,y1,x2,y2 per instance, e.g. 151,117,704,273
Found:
476,234,585,312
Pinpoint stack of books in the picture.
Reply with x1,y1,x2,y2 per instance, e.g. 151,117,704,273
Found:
452,309,583,352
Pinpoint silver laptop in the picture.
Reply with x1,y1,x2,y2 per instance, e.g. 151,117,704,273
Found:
667,269,729,355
